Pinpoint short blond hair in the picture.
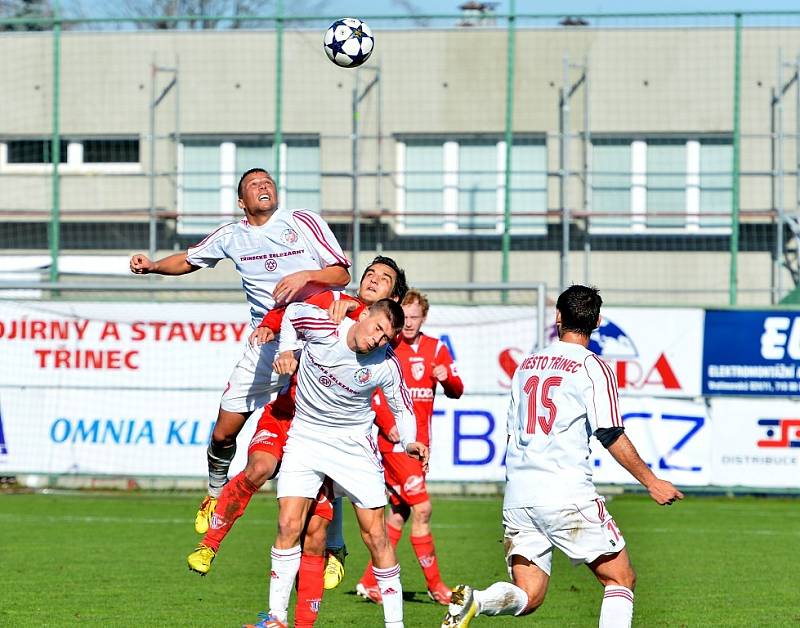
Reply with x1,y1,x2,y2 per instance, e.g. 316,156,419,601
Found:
402,289,429,316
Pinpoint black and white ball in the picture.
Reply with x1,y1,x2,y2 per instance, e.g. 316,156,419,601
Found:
323,18,374,68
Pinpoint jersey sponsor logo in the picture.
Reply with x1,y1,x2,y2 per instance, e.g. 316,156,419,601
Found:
408,387,434,399
265,258,278,272
354,367,372,385
319,375,333,387
403,474,425,495
411,361,425,381
281,228,299,245
240,248,306,262
756,418,800,448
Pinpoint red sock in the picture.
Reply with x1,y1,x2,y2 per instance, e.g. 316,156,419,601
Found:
294,553,324,627
202,472,259,551
411,533,444,589
360,524,403,587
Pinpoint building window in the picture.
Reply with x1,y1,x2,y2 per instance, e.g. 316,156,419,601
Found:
396,136,547,234
83,139,139,163
7,139,68,164
178,137,320,234
1,137,140,171
590,137,732,232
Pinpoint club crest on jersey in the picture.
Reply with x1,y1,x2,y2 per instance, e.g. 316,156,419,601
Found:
411,361,425,381
265,258,278,272
281,228,299,244
354,367,372,385
319,375,332,387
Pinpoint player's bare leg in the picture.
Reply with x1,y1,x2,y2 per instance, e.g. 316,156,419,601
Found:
442,556,547,627
195,407,250,534
354,505,404,627
589,549,636,628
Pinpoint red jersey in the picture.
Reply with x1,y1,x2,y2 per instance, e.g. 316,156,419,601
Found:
258,290,365,332
373,333,463,452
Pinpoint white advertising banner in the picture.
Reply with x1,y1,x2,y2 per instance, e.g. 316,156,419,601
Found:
0,300,705,480
0,387,257,477
429,395,711,486
423,306,703,399
709,398,800,488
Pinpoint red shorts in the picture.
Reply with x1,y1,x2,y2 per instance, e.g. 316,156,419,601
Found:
247,393,332,521
382,450,429,507
247,388,296,459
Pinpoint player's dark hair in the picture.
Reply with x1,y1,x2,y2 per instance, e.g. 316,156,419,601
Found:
361,256,408,301
556,284,602,337
370,298,405,333
237,168,275,198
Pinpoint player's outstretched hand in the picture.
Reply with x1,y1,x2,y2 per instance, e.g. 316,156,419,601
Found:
249,327,275,346
406,441,430,473
327,299,358,323
647,478,684,506
273,270,310,305
273,350,298,375
129,254,155,274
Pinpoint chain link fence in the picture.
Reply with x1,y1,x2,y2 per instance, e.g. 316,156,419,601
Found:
2,9,800,305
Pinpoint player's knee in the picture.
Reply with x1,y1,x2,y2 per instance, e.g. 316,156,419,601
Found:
244,454,276,486
411,500,432,524
276,512,304,544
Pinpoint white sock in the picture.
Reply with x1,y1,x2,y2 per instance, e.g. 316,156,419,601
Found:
207,441,236,497
473,582,528,616
599,585,634,628
268,545,302,623
373,564,403,627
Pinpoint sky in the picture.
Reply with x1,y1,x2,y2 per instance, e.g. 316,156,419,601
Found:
310,0,800,15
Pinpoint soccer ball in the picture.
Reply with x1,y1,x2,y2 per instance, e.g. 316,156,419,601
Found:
323,18,374,68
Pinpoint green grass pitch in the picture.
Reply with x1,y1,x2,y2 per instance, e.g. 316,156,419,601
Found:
2,491,799,627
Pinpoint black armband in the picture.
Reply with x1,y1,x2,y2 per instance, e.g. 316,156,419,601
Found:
594,426,625,449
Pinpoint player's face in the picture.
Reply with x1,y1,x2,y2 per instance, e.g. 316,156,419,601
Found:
353,311,395,353
358,263,397,305
238,171,278,215
401,301,425,341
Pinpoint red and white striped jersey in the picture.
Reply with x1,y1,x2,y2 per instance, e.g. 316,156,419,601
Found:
504,339,622,508
279,302,417,447
186,208,350,329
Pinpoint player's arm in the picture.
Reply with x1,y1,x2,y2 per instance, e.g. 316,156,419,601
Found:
606,434,684,506
380,355,421,453
372,389,400,442
274,264,351,305
584,354,683,506
129,252,199,276
432,342,464,399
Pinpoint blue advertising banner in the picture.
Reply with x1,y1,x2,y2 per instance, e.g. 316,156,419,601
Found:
703,310,800,396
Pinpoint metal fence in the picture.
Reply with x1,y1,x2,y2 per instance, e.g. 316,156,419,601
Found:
2,8,800,305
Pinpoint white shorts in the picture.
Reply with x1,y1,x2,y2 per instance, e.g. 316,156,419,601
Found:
276,421,386,509
502,497,626,576
220,339,288,414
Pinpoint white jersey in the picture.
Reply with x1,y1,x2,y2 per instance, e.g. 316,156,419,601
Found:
280,302,417,447
504,339,622,508
186,207,350,328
